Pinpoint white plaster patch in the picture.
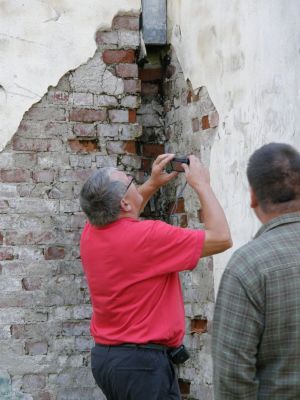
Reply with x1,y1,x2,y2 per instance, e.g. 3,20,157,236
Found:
0,0,140,151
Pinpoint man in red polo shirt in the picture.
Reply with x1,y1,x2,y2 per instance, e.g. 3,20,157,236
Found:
80,154,232,400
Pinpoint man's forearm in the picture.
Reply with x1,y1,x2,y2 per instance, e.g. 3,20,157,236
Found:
137,178,159,212
194,183,232,255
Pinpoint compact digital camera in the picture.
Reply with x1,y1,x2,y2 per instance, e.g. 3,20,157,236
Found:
168,156,190,172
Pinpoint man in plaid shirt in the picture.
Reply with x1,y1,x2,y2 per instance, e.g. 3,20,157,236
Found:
212,143,300,399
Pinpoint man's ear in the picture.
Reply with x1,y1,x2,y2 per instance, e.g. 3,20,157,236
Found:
120,198,132,212
250,187,258,209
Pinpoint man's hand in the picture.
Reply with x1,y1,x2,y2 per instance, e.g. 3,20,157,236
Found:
148,154,178,189
181,155,210,191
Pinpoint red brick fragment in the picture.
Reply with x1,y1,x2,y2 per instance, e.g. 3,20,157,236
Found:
139,68,163,82
141,158,152,172
69,109,106,123
142,143,164,158
44,246,65,260
103,49,135,64
168,198,185,214
124,141,137,154
116,63,138,78
202,115,210,130
0,169,31,183
68,139,99,153
190,318,208,334
128,109,137,123
178,380,191,395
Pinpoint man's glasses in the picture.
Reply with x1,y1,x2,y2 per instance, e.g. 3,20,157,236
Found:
125,175,136,193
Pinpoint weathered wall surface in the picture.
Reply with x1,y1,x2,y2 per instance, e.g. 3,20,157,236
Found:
168,0,300,291
0,13,142,399
162,47,218,400
0,0,140,152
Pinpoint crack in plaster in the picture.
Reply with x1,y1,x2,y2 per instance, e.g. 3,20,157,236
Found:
0,33,48,48
43,8,61,23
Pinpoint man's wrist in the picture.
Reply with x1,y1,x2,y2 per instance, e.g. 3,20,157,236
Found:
145,176,161,192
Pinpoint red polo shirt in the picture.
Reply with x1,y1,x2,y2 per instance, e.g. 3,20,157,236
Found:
80,217,205,347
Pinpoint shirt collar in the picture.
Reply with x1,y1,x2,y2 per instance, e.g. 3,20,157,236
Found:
254,211,300,239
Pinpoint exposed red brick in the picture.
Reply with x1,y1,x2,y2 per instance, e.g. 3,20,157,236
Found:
191,318,208,334
141,82,160,96
124,141,137,154
124,79,141,94
168,198,185,214
116,63,138,78
192,118,200,132
44,246,65,260
68,139,99,153
202,115,210,130
69,109,106,123
142,143,164,158
22,277,43,291
178,380,191,395
187,90,199,104
141,158,152,172
112,15,139,31
139,68,163,82
0,169,31,183
103,49,135,64
128,109,137,123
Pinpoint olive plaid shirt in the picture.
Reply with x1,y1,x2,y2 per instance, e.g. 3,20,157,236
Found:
212,212,300,400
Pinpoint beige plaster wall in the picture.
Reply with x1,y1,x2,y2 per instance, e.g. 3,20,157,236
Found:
0,0,140,152
168,0,300,292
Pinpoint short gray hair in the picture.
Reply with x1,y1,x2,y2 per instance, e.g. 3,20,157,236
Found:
79,168,127,226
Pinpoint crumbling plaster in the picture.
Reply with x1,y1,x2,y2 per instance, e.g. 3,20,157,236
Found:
1,0,300,293
168,0,300,291
0,0,140,152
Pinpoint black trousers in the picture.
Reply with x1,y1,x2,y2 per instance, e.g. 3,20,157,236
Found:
91,345,181,400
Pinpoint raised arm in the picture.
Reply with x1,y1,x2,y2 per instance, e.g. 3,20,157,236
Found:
182,156,232,256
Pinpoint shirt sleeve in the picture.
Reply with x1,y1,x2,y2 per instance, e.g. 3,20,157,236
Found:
212,263,264,400
145,220,205,275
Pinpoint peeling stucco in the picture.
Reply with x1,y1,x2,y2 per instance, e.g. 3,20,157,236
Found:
168,0,300,291
0,0,140,152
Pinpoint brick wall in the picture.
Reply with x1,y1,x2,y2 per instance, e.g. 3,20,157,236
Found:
162,47,218,400
0,13,141,400
0,12,219,400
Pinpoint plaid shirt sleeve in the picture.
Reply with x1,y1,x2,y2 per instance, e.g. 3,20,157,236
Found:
212,253,265,400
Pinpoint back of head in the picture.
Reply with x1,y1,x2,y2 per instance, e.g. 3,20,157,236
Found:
247,143,300,213
80,168,126,226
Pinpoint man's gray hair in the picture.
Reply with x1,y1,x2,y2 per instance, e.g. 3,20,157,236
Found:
79,168,127,226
